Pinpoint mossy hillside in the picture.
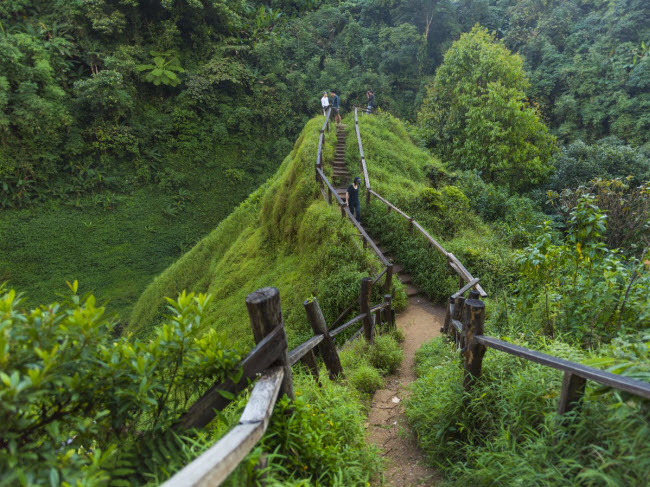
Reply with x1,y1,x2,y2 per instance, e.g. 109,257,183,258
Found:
129,117,386,349
0,169,258,321
349,113,516,303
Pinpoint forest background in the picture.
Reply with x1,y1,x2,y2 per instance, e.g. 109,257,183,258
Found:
2,0,649,323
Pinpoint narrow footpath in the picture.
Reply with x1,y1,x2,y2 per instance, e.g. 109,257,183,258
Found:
366,257,444,486
330,123,444,484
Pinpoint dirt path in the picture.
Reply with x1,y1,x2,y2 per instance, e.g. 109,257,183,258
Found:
367,295,446,486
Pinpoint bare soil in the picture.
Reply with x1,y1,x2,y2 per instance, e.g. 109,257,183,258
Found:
367,295,446,486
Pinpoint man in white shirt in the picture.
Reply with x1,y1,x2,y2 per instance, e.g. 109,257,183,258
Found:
321,91,330,116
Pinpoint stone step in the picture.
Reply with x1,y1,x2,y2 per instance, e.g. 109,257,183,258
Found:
404,284,420,297
398,273,412,284
393,264,404,274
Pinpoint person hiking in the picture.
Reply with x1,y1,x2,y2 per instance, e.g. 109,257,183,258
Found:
366,90,375,114
321,91,330,116
330,90,342,124
346,176,362,222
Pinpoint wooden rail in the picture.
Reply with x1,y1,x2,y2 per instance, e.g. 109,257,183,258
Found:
354,107,486,298
162,368,284,487
442,287,650,414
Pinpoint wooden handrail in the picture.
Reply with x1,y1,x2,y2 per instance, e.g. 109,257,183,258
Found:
447,253,487,298
316,168,345,206
343,206,390,265
354,108,371,195
452,278,480,299
176,326,286,430
330,301,390,338
288,334,324,366
369,189,411,221
475,335,650,400
162,368,285,487
330,312,367,337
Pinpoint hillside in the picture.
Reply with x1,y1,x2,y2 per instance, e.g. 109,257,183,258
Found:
129,116,395,349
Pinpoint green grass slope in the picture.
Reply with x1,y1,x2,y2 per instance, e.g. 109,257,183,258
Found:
348,113,516,302
129,117,388,349
0,170,259,321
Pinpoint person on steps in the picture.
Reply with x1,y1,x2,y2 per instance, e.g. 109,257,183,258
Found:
330,90,342,124
347,176,362,222
366,90,375,114
321,91,330,116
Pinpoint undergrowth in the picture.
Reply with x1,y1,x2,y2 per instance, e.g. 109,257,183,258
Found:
407,337,650,486
351,113,519,303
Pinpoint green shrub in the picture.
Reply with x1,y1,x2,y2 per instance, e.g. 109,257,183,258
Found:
368,334,404,375
0,285,241,486
348,364,384,395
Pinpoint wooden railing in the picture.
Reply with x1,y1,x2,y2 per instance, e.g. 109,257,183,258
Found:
163,285,395,486
163,111,400,486
353,107,486,297
353,108,650,414
314,107,395,332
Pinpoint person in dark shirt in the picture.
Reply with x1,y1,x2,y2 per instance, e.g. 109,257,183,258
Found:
330,90,342,124
346,176,361,222
366,91,375,114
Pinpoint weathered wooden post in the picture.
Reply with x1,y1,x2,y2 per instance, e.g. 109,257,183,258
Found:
452,295,465,348
365,184,371,205
246,287,294,400
558,372,586,415
383,294,394,330
461,297,486,390
304,297,344,380
384,263,394,296
327,187,332,205
442,296,454,334
360,277,374,344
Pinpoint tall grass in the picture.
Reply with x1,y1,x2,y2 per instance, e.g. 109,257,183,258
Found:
129,117,392,350
407,337,650,486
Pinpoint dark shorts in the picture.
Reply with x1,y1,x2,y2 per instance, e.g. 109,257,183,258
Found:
332,107,340,115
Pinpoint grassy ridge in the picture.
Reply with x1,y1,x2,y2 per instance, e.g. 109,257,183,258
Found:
351,113,516,303
128,117,392,350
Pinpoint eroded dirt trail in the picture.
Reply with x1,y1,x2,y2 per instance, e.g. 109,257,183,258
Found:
367,295,445,486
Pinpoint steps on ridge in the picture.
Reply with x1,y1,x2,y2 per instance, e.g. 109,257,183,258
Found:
333,124,351,192
375,248,422,297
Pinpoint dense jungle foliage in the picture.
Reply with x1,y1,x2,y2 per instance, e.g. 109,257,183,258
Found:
2,0,650,317
2,0,650,485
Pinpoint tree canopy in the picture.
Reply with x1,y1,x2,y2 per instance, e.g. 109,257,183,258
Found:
418,26,557,192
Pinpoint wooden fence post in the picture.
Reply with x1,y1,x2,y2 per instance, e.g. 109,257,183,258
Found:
452,296,465,347
360,277,374,344
384,263,394,296
366,186,371,205
462,297,486,390
558,372,587,415
246,288,294,400
304,297,344,380
442,296,454,334
383,294,394,330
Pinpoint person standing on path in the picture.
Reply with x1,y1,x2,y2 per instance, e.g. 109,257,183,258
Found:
321,91,330,116
366,91,375,114
346,176,362,222
330,90,342,124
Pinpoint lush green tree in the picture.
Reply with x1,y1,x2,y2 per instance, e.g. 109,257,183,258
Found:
418,26,557,192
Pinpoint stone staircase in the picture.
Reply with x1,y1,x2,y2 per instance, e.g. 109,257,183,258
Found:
333,124,350,200
379,252,422,298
